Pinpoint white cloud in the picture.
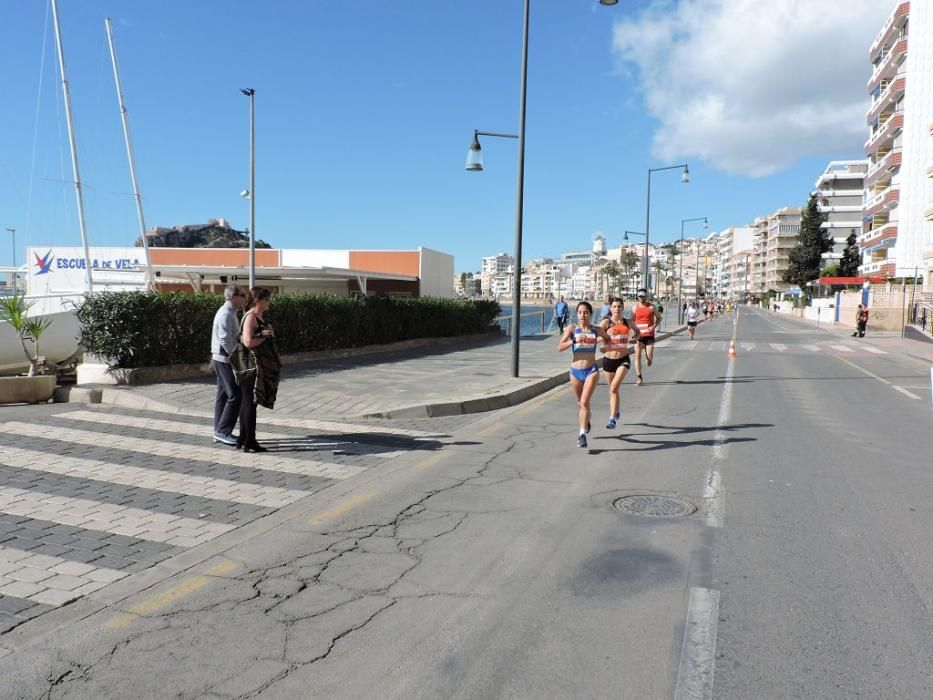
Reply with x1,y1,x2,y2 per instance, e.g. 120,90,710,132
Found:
612,0,893,177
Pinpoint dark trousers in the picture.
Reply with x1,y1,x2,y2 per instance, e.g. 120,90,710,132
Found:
237,374,258,448
857,321,867,337
556,315,567,333
213,361,240,435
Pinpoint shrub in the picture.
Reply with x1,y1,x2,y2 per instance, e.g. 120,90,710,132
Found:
77,292,500,368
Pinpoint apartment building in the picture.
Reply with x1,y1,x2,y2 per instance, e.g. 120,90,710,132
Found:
480,252,513,296
815,160,867,264
750,217,769,296
862,0,933,280
764,208,802,291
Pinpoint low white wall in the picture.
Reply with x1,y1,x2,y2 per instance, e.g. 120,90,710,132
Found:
419,247,454,298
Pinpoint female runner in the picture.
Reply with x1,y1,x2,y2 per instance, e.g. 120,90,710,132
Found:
558,301,611,448
599,297,640,429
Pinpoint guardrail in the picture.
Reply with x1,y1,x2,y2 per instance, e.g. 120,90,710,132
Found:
497,309,548,336
908,301,933,334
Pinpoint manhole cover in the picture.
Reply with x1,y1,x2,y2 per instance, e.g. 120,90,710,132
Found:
613,495,696,518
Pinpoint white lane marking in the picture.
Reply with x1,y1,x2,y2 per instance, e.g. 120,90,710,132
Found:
861,345,888,354
0,544,128,607
830,345,855,353
2,423,364,481
253,415,430,438
0,486,235,546
892,386,922,400
799,344,820,352
0,445,309,508
674,587,721,700
740,343,755,352
703,471,723,529
705,357,734,528
59,411,404,459
769,343,787,351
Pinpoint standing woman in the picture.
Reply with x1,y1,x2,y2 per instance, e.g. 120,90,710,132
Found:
599,297,639,429
236,287,282,453
558,301,610,448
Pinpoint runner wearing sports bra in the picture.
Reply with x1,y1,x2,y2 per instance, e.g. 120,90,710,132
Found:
599,298,640,429
558,301,611,448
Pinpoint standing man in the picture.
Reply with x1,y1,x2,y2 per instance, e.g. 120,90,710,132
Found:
632,289,662,386
554,295,569,334
211,285,246,445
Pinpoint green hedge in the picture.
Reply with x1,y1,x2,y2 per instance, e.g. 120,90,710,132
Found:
77,291,500,368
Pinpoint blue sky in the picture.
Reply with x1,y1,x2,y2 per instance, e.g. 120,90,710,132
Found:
0,0,891,273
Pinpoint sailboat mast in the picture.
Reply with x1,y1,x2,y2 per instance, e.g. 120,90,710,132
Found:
105,17,154,290
50,0,93,293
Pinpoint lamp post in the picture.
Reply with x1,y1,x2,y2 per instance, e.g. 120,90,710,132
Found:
465,0,619,378
643,163,689,294
623,230,646,296
240,88,255,290
678,216,707,322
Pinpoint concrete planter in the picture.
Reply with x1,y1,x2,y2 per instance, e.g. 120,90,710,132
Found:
0,375,57,404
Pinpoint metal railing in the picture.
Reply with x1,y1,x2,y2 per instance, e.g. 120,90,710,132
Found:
908,301,933,334
497,309,547,336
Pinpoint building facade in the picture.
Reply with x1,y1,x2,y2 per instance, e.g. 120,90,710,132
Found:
862,0,933,281
815,160,867,265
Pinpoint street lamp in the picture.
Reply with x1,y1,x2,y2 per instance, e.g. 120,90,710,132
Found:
240,87,255,290
678,216,707,322
643,163,689,293
466,0,619,378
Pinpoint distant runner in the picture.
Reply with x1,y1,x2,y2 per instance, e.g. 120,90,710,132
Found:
685,302,700,340
632,289,662,386
559,301,611,448
599,297,639,429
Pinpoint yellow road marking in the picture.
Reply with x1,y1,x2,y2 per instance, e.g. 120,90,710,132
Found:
308,489,377,525
413,452,450,472
833,354,891,385
107,559,240,629
515,388,564,416
476,422,503,437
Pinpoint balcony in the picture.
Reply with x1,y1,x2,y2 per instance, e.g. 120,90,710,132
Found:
865,147,902,188
870,2,909,62
868,37,908,93
867,74,906,123
865,112,903,156
926,206,933,222
864,186,900,217
859,223,898,251
860,260,896,277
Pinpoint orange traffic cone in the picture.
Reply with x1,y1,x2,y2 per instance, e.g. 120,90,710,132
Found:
728,339,737,358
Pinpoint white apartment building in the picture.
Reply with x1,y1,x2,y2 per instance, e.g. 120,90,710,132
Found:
764,209,801,292
815,160,867,263
750,217,769,296
862,0,933,281
480,252,513,296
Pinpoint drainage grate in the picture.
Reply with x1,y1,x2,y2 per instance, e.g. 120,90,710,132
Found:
613,495,696,518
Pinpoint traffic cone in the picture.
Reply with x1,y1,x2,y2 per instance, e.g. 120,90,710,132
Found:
728,339,737,358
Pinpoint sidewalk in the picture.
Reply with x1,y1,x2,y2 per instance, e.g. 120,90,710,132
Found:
74,328,685,420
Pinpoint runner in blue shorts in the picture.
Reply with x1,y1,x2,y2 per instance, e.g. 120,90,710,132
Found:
559,301,611,448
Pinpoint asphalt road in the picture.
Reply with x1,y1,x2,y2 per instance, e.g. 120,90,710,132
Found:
0,308,931,698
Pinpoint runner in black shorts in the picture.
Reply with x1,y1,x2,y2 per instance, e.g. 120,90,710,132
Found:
599,297,639,429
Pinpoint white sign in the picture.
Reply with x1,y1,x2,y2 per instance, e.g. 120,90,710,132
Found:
27,247,146,296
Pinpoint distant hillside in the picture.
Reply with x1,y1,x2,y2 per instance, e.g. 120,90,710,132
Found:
135,219,271,249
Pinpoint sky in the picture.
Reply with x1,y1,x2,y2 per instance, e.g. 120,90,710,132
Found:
0,0,893,274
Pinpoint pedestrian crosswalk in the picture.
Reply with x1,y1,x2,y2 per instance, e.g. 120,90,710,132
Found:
0,406,433,633
665,339,888,355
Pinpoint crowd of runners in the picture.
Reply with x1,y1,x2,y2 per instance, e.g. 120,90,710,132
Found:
558,289,729,448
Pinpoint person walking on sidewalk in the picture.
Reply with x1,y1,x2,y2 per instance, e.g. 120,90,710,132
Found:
685,301,700,340
554,295,569,334
854,305,869,338
559,301,611,448
632,289,662,386
236,287,282,453
599,297,639,430
210,285,245,445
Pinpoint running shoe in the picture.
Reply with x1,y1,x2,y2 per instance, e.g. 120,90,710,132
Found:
577,433,587,448
606,417,617,430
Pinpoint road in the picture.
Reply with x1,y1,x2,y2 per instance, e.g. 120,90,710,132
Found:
0,308,931,698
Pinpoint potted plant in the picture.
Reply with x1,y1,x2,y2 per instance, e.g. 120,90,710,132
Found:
0,293,56,403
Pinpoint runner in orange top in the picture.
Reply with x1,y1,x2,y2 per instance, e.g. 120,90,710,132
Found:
632,288,662,386
599,297,639,429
